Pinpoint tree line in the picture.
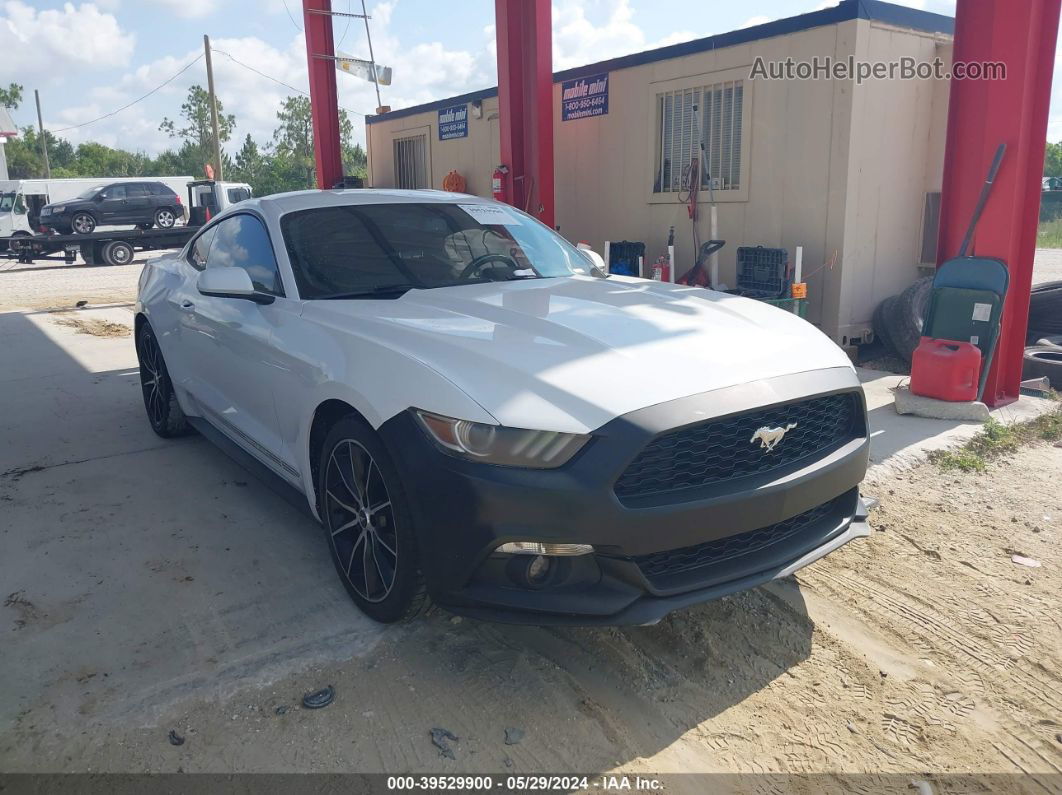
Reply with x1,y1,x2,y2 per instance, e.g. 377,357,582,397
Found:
0,82,367,196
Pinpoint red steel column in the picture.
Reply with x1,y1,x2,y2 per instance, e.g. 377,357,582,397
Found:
304,0,344,189
936,0,1061,406
495,0,554,227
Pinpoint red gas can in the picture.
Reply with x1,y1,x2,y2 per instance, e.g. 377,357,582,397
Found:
910,338,982,402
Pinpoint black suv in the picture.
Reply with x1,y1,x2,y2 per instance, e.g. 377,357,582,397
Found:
38,182,184,235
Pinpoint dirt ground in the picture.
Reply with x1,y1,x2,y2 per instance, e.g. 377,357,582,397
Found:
1,250,1060,786
3,440,1059,783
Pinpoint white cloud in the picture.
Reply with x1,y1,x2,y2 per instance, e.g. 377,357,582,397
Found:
141,0,216,19
0,0,136,86
740,15,774,29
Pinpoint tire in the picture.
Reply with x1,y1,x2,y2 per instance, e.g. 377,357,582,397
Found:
1022,345,1062,389
136,323,192,438
1028,281,1062,335
71,212,96,235
102,240,134,266
154,208,177,229
317,415,428,624
872,295,898,356
886,276,933,363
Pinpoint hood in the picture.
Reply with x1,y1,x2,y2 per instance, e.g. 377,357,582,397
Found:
305,276,854,434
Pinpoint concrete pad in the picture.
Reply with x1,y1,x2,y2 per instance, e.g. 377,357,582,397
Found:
858,368,1057,476
0,308,384,733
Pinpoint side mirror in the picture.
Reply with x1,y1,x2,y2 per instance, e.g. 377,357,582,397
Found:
196,268,275,305
577,247,607,274
94,194,106,202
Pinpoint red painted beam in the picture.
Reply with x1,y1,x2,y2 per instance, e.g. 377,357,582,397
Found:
936,0,1061,406
495,0,554,227
304,0,344,189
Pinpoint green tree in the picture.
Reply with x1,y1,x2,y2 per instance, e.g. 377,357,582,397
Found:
271,95,362,190
0,83,22,109
232,134,263,183
159,84,236,175
1045,141,1062,179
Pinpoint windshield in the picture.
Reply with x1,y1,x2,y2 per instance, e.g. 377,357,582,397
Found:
76,186,105,200
280,202,599,299
0,192,15,212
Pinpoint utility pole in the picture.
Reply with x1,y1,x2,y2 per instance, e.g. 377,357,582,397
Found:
34,89,50,179
203,34,224,181
360,0,383,112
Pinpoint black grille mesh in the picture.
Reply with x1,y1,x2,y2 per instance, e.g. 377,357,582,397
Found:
634,499,837,581
614,392,860,501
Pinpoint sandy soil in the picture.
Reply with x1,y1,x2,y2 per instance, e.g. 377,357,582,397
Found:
4,439,1059,782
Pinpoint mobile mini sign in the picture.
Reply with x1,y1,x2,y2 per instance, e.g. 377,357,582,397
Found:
561,72,609,121
437,104,469,140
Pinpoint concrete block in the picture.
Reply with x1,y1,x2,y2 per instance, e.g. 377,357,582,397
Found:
892,384,991,421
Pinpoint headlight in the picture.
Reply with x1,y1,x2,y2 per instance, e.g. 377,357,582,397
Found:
413,409,589,468
48,205,63,213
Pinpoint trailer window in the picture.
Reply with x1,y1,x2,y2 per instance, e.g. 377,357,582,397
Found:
654,79,744,193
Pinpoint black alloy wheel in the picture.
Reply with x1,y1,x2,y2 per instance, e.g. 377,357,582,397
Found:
319,417,427,623
136,324,190,438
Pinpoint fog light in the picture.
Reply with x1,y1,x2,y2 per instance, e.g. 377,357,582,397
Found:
526,555,550,584
496,542,593,556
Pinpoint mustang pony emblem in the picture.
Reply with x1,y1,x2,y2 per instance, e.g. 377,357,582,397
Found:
750,422,798,452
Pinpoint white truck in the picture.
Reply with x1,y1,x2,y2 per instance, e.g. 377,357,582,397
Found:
4,178,254,266
0,177,193,242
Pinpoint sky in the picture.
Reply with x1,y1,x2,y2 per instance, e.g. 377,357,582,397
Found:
4,0,1058,161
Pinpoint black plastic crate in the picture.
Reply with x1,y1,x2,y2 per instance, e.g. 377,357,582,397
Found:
607,241,645,277
732,246,789,298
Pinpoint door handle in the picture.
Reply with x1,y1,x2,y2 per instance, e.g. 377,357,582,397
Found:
180,300,195,310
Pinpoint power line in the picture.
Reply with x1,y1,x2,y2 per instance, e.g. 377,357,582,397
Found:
50,54,205,133
281,0,302,32
211,47,368,117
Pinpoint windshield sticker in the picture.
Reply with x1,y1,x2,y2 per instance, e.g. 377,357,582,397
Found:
459,204,522,226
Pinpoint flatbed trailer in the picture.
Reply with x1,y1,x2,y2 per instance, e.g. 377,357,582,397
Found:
6,226,197,267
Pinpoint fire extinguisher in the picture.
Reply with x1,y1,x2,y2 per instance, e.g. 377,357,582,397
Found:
492,165,510,204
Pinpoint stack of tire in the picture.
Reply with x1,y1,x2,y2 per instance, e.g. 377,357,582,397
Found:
1025,280,1062,388
871,276,933,365
871,277,1062,388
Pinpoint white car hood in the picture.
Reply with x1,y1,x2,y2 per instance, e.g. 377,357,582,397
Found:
306,276,854,434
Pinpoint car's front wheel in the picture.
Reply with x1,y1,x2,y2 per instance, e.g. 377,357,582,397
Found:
71,212,96,234
136,323,191,438
154,208,176,228
318,417,428,623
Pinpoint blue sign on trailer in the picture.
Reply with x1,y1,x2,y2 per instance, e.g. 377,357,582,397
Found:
438,104,469,140
561,72,609,121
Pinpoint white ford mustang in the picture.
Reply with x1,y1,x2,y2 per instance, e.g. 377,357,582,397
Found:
135,189,870,625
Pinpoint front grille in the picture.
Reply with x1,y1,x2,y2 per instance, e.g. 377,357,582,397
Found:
614,391,862,502
634,498,837,582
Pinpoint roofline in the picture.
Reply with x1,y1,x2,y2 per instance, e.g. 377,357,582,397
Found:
366,0,953,126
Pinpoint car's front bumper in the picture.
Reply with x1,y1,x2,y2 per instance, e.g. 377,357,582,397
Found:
379,368,870,626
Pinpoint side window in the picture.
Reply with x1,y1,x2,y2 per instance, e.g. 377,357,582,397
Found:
127,184,150,197
207,215,283,295
102,185,126,200
227,187,251,204
187,225,218,271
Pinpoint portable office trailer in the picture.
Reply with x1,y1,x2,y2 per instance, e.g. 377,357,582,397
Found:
365,0,954,345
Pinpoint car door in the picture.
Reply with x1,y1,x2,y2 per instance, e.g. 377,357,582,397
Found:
123,183,153,223
95,184,127,222
178,213,297,479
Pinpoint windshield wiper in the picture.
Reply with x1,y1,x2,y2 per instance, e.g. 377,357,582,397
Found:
320,284,414,299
